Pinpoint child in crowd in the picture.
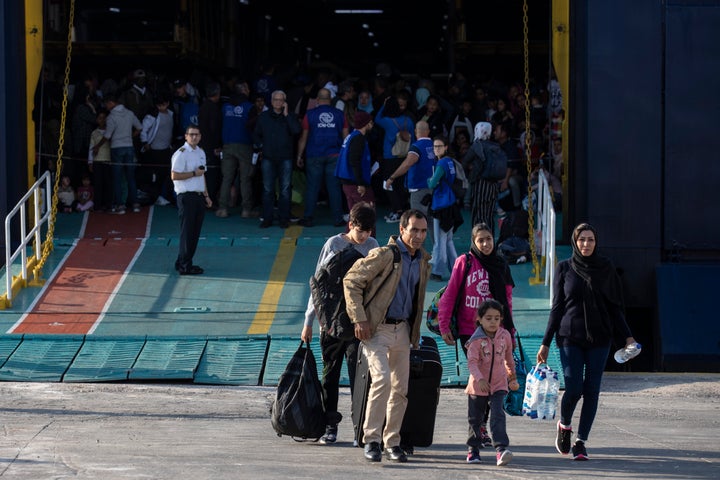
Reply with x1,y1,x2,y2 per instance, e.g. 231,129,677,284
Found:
57,174,76,213
465,299,519,466
76,174,95,212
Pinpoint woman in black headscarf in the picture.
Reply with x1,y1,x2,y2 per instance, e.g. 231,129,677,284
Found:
438,222,515,448
537,223,637,461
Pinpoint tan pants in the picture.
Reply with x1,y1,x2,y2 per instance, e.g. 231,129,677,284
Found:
362,322,411,448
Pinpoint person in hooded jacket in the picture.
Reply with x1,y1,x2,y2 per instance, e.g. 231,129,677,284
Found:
464,299,519,465
537,223,637,461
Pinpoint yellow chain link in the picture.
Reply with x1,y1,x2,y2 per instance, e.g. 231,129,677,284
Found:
34,0,75,281
522,0,541,281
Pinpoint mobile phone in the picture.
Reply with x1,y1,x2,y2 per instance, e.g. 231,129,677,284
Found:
199,165,206,170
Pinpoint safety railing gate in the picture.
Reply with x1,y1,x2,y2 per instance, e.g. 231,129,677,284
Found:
2,171,53,308
535,169,557,304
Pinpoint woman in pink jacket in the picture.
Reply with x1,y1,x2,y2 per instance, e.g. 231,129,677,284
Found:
438,222,515,350
464,299,519,466
439,222,515,447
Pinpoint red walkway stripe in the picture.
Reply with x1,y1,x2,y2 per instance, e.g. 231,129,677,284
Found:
10,209,151,335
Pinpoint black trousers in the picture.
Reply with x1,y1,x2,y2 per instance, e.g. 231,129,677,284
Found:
175,192,205,272
320,330,359,425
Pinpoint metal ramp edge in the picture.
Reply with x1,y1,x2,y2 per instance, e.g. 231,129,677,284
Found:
64,336,147,383
129,336,208,381
193,336,270,386
0,335,84,382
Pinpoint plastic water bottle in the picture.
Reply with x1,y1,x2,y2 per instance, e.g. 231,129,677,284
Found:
544,370,559,420
535,370,547,420
614,343,642,364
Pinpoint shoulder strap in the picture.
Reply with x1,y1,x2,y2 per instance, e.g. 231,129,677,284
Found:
452,253,472,314
389,244,401,264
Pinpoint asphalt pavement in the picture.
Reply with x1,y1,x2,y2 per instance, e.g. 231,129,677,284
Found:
1,372,718,479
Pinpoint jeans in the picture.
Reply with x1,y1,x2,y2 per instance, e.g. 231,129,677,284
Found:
468,391,509,450
304,155,343,222
431,217,458,277
260,157,292,223
558,342,611,441
111,146,137,207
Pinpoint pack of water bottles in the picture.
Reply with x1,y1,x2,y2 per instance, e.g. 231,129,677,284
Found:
522,363,560,421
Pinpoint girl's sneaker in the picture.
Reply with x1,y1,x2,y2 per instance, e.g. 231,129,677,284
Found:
480,426,492,448
496,449,513,466
572,440,589,461
467,447,481,463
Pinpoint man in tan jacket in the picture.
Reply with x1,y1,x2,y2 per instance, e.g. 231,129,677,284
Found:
344,210,431,463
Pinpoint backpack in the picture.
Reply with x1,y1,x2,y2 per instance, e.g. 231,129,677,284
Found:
471,140,508,181
426,253,472,338
390,118,411,157
450,158,469,202
270,341,326,440
309,245,365,341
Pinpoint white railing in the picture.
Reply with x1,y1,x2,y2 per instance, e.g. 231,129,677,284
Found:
3,171,53,308
535,170,557,305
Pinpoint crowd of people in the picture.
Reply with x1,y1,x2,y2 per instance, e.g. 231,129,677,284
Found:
33,61,641,468
35,62,564,236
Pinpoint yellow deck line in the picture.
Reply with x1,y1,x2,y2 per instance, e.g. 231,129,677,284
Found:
247,226,301,334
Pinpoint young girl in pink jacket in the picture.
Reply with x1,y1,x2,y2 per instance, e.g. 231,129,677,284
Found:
465,299,519,466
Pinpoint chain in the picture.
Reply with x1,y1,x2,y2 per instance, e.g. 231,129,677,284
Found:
35,0,75,279
522,0,541,281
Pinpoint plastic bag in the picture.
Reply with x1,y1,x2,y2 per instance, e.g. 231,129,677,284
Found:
522,363,559,421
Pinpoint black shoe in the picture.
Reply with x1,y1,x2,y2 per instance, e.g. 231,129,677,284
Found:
364,442,382,462
556,422,572,455
572,440,589,461
333,219,346,227
259,220,272,228
298,217,314,227
179,265,204,275
279,220,289,229
384,446,408,463
430,273,443,281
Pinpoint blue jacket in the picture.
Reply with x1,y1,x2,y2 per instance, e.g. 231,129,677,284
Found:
335,130,371,185
221,101,253,145
406,137,435,189
374,105,415,159
429,156,456,211
304,105,345,158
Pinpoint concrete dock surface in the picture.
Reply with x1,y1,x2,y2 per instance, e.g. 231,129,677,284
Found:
1,372,718,479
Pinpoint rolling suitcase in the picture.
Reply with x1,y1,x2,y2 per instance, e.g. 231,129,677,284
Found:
352,335,442,449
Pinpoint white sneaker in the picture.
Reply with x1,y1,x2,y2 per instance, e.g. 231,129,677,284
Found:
496,449,513,466
385,212,401,223
155,195,171,206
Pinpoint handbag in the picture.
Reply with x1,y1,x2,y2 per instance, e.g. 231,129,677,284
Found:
503,334,527,416
425,253,472,337
391,118,411,157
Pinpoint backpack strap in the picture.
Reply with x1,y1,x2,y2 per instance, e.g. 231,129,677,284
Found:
452,253,472,316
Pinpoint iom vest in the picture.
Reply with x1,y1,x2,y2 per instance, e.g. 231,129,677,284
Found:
305,105,345,158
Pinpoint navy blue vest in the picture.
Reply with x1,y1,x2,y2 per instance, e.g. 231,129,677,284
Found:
406,138,435,189
221,101,253,144
305,105,345,157
335,130,371,184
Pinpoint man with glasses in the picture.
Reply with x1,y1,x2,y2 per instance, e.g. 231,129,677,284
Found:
171,125,211,275
253,90,302,228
